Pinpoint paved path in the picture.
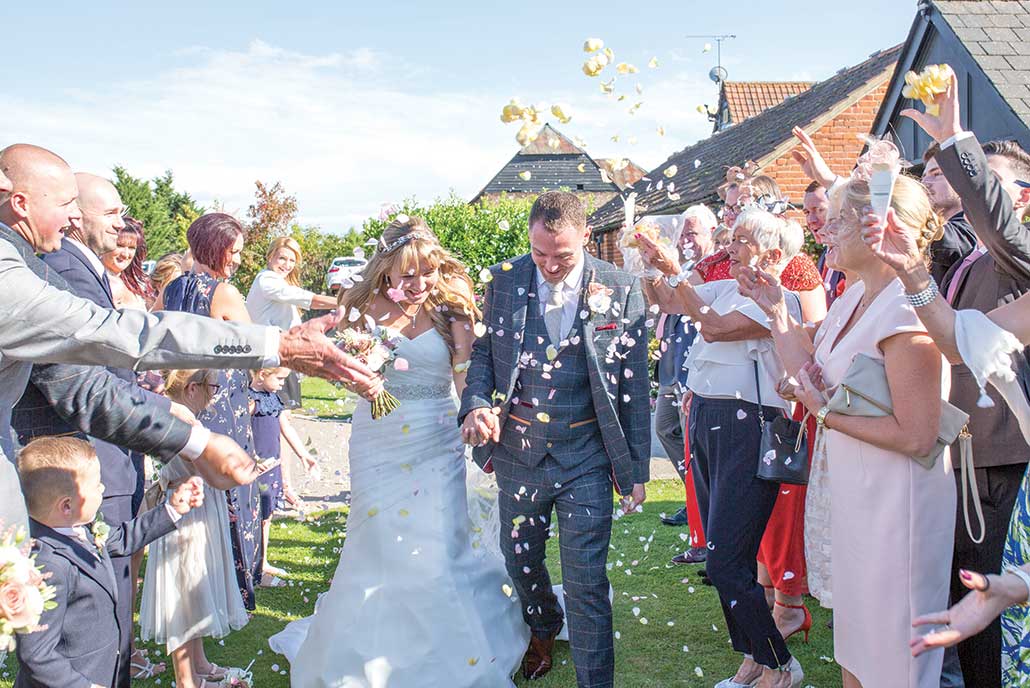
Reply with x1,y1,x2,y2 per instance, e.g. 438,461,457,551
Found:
286,415,681,513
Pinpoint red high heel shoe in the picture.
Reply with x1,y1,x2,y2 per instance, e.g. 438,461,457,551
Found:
774,600,812,643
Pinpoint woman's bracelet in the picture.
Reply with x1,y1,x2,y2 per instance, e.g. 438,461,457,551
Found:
1003,566,1030,606
904,279,940,309
665,268,691,288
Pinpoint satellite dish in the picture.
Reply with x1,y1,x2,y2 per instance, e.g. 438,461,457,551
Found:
709,66,728,83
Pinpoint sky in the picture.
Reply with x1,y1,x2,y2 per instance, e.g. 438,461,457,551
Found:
2,1,918,232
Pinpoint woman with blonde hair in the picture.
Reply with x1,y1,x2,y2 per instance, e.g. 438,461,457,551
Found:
738,170,955,687
149,253,185,309
269,216,529,687
245,236,338,412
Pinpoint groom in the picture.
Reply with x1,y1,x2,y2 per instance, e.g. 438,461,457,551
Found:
460,191,649,687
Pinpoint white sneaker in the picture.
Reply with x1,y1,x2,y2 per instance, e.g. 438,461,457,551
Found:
714,678,759,688
783,656,804,687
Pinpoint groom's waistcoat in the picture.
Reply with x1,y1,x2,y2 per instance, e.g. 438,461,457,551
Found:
499,287,605,467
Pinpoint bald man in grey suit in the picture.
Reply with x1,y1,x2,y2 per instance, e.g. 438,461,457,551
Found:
0,144,381,536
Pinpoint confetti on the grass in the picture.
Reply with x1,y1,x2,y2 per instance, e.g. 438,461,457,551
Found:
695,667,704,677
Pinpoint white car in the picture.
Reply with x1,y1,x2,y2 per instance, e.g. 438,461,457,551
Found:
326,256,368,294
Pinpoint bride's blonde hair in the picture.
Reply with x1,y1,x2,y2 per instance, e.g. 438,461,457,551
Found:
338,216,480,353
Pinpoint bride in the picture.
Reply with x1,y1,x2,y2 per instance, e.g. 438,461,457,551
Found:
269,216,529,687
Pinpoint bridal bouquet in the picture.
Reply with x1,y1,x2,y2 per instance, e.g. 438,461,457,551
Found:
334,325,402,419
0,525,57,652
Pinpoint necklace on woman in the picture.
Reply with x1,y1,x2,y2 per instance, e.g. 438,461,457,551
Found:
391,300,423,333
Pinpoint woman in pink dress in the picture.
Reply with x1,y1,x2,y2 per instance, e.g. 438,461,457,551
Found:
740,171,955,687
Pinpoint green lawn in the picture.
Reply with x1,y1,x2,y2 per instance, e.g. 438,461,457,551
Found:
0,480,842,687
297,376,357,420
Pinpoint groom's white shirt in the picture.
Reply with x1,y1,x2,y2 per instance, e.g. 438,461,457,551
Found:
534,257,585,342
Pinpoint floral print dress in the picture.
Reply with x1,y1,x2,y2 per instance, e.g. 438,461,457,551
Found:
162,271,263,610
1003,469,1030,685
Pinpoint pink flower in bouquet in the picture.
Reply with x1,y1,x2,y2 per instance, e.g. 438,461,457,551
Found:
0,580,34,628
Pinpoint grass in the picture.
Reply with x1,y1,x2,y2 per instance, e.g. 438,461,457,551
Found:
0,480,842,687
296,376,357,420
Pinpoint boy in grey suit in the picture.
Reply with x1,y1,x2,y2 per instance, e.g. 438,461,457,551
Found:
460,192,649,688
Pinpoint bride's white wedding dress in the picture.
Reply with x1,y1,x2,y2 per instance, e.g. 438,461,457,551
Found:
268,328,529,687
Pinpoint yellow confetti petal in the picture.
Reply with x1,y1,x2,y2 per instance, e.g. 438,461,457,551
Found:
577,162,586,173
518,170,532,181
516,120,543,146
473,322,487,338
664,165,678,178
536,412,551,423
468,658,479,666
582,56,604,77
657,125,665,136
648,56,659,68
399,509,409,517
501,261,513,271
478,267,493,282
583,37,604,53
616,62,639,75
545,344,558,361
502,583,514,597
367,507,379,517
550,103,572,124
402,424,410,434
603,47,614,62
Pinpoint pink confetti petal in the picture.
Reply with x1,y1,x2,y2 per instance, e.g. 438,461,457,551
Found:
394,357,409,371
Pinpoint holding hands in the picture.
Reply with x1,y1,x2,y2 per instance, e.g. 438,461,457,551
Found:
794,362,829,414
461,406,501,446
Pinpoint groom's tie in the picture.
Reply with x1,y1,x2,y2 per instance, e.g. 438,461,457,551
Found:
544,282,564,345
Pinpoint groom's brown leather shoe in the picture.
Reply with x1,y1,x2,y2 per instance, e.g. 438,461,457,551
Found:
521,624,562,680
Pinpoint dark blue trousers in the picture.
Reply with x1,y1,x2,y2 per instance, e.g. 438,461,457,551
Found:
493,446,614,688
689,395,792,668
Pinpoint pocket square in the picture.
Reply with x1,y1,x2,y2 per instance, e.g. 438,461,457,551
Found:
595,323,618,332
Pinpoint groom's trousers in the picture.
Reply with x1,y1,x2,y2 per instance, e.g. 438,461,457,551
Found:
492,445,615,688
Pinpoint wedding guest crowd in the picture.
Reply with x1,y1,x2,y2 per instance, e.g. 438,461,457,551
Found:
13,57,1030,688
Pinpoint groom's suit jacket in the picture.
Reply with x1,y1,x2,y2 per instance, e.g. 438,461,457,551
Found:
459,252,650,493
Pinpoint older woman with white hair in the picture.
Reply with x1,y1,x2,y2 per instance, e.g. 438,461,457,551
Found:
638,207,805,688
644,205,716,536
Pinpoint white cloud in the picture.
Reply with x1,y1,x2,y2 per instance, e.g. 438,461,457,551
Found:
0,39,718,231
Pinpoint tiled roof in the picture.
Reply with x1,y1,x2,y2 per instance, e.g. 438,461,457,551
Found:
721,81,813,124
588,45,902,233
934,0,1030,121
472,124,621,201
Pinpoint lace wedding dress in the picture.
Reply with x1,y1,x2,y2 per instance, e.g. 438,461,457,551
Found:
268,328,529,687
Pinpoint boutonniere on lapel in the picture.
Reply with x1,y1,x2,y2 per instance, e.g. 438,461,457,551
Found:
586,281,614,315
91,513,111,554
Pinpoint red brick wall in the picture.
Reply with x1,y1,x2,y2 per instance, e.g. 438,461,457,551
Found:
763,79,891,217
591,78,891,269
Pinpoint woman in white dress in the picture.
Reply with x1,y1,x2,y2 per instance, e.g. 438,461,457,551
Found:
269,216,529,687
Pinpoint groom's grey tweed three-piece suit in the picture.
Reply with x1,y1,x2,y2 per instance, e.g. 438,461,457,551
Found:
459,252,650,688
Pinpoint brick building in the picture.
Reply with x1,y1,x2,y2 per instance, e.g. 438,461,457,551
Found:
587,46,902,265
713,80,813,131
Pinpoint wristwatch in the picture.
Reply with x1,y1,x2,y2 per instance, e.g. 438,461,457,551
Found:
816,405,831,428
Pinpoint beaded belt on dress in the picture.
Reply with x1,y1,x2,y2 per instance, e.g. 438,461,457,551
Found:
385,382,453,400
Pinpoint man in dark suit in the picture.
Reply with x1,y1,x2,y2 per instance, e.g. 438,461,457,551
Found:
460,192,649,688
14,437,203,688
11,172,176,682
905,79,1030,687
921,143,978,285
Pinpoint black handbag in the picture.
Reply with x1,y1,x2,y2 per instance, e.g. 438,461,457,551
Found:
753,361,810,485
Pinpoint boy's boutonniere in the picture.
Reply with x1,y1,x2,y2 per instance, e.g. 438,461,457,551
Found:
91,514,110,554
586,281,614,314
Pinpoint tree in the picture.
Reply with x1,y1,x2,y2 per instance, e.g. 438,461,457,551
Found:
362,192,534,290
112,167,203,259
235,181,299,291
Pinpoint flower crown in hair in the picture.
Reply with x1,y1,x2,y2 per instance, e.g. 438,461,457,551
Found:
377,232,435,255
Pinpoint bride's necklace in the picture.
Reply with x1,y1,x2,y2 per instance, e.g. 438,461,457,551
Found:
390,300,423,333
